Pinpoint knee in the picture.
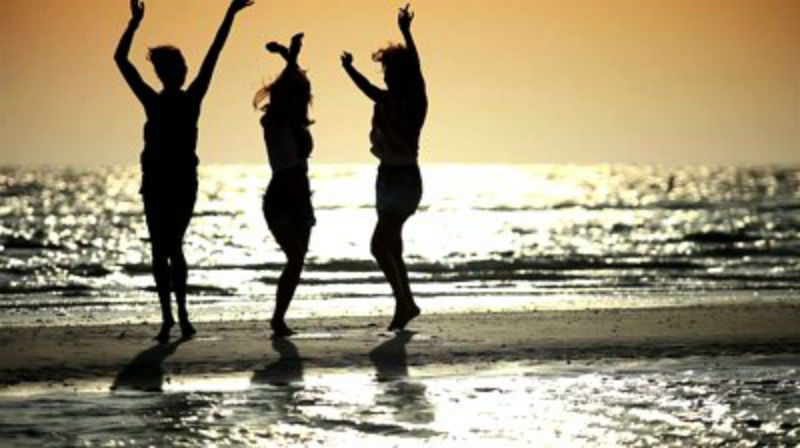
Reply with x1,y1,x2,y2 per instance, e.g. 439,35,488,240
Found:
170,255,187,271
151,246,168,266
286,250,307,270
371,238,389,260
392,237,404,255
167,245,185,265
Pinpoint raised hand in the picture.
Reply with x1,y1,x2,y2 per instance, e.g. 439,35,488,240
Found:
266,42,290,60
229,0,254,14
398,3,414,32
340,51,354,68
289,33,304,62
130,0,145,23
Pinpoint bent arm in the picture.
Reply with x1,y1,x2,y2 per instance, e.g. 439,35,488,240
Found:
344,64,384,102
114,19,155,106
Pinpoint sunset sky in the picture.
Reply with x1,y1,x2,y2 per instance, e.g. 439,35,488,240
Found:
1,0,798,165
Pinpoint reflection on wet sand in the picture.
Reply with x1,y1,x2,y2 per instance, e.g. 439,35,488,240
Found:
369,331,435,425
251,338,306,428
111,338,188,392
252,338,304,386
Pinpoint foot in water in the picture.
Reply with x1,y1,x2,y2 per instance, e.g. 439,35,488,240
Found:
155,319,175,343
270,319,296,339
388,304,421,331
179,319,197,339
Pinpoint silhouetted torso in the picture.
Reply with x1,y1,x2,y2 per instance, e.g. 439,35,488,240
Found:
261,113,312,172
370,89,427,166
140,90,201,194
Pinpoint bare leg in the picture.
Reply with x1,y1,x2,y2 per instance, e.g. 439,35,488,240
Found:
389,221,419,330
373,213,419,330
170,247,195,339
270,222,310,338
151,244,174,343
372,219,404,317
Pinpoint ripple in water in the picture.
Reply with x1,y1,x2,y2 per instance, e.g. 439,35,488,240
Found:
0,354,798,446
1,164,799,320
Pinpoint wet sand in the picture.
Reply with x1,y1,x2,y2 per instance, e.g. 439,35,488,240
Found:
2,302,799,389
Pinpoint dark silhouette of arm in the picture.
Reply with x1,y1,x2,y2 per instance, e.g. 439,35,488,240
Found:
398,4,420,67
341,52,384,102
266,32,304,67
188,0,253,100
114,0,155,106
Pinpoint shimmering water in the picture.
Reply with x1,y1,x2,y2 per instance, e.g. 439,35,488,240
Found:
1,164,799,324
1,354,798,447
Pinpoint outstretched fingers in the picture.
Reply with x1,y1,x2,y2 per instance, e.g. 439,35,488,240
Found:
398,3,415,32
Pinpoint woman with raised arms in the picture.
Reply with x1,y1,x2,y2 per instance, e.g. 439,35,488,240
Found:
341,4,428,330
115,0,253,342
254,33,315,338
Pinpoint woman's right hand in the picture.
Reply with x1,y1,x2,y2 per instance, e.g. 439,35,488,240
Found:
229,0,255,14
130,0,144,23
340,51,353,68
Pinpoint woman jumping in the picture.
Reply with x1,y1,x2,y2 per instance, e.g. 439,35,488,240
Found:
341,4,428,330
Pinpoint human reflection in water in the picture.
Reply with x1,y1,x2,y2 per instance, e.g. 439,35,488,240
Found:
252,338,304,386
251,339,305,424
369,331,434,424
111,338,188,392
114,0,253,343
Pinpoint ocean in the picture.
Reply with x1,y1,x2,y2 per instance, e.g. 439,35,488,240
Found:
1,164,798,325
2,163,800,446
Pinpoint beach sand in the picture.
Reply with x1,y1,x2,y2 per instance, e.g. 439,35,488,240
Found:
2,301,799,389
2,302,800,446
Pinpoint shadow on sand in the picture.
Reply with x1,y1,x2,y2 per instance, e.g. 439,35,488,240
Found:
251,338,305,386
111,338,189,392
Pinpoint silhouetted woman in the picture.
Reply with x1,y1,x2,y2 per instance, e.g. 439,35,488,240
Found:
114,0,253,343
254,33,315,338
341,5,428,330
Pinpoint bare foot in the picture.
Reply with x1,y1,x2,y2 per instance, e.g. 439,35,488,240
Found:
179,320,197,339
155,319,175,344
271,319,296,339
388,304,421,331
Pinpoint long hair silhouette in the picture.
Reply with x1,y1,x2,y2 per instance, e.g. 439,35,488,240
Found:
341,4,428,331
257,33,315,339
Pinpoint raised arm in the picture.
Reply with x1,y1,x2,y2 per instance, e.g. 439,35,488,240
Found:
398,4,420,66
266,33,305,67
340,52,384,102
114,0,156,106
188,0,253,100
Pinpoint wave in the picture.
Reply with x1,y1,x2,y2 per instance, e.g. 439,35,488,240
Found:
478,200,800,213
142,284,235,296
0,284,93,296
1,237,64,251
69,263,113,277
683,231,760,244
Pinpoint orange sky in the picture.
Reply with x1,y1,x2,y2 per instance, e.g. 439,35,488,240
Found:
1,0,798,165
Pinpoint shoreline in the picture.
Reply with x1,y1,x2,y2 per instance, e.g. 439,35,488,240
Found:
2,301,800,390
